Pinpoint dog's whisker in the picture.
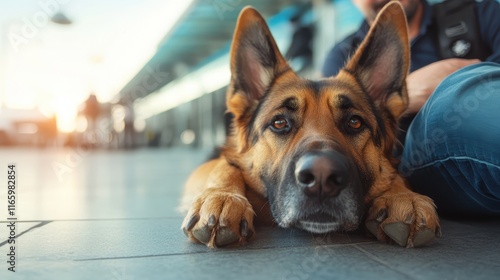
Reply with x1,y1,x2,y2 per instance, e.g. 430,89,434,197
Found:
259,201,269,213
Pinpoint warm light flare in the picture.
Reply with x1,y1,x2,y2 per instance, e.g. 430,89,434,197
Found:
1,0,196,137
53,97,78,133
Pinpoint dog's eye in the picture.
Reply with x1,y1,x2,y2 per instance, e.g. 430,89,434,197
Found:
270,117,291,134
273,119,287,129
347,116,363,130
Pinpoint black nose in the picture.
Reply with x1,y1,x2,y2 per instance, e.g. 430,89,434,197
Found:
294,151,349,199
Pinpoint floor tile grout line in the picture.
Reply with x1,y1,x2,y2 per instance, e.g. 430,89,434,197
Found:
352,244,418,280
0,221,52,248
75,241,379,262
75,251,214,262
0,217,184,223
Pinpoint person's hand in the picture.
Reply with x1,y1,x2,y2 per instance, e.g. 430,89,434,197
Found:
406,58,480,114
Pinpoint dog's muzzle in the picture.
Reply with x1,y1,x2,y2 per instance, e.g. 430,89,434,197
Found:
291,149,361,233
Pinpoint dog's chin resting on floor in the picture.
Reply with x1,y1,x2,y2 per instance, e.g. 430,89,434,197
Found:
180,1,441,249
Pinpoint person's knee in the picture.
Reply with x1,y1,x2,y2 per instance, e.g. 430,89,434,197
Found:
401,62,500,175
399,102,450,176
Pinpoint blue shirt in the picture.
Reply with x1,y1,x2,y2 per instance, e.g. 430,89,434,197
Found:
322,0,500,77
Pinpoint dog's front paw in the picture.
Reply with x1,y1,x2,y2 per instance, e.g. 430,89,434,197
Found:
181,190,255,248
365,192,441,248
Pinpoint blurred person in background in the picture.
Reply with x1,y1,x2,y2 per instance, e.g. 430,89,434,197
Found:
83,93,101,147
123,97,136,149
39,115,58,147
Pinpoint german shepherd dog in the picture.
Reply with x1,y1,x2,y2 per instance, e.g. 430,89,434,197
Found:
180,1,440,248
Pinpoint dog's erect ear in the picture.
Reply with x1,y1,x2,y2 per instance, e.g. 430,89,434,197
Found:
227,6,292,152
227,6,291,117
344,1,410,120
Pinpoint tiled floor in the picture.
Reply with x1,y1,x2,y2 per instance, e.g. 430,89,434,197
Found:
0,147,499,280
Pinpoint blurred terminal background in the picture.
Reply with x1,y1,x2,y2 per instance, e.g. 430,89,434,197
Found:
0,0,397,150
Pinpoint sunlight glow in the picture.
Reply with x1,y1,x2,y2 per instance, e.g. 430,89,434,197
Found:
0,0,195,133
53,96,78,133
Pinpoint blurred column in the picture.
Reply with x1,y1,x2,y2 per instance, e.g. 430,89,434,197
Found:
312,0,336,76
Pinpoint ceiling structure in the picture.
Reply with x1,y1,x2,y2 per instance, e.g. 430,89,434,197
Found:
119,0,307,100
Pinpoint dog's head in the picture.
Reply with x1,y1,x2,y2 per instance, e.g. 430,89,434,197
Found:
225,2,410,233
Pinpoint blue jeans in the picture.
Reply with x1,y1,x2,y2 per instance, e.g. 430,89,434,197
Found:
400,62,500,216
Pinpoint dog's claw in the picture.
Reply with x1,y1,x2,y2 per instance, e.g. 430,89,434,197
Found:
375,209,388,222
186,214,200,231
383,222,410,247
215,227,239,246
239,219,254,241
240,220,249,237
208,215,217,228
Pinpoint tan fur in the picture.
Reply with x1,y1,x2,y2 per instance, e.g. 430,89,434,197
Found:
180,2,439,248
